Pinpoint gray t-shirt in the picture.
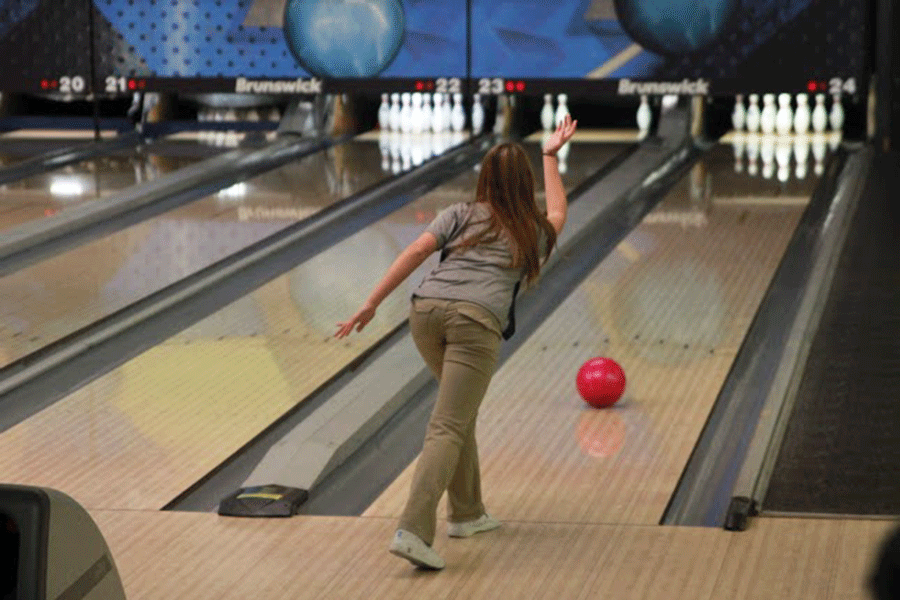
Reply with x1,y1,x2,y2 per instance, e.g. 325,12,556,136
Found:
413,202,545,330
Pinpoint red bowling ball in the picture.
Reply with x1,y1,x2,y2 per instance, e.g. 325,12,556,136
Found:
576,357,626,408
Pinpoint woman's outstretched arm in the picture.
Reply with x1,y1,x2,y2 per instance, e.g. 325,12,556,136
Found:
335,231,438,338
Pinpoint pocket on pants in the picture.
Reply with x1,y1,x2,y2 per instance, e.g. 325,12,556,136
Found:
450,302,502,339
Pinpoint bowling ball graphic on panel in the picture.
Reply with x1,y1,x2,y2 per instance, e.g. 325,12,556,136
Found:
577,357,626,408
283,0,406,77
613,0,739,55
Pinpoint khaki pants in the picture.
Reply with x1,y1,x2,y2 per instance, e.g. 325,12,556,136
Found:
399,298,502,545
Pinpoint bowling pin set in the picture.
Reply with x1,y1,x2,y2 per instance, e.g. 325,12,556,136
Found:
729,92,844,182
377,91,486,135
196,107,281,146
731,92,844,135
542,93,651,139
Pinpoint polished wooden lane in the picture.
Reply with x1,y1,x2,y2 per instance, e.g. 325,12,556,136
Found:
0,140,390,370
0,142,626,510
0,139,222,233
365,144,829,526
91,510,892,599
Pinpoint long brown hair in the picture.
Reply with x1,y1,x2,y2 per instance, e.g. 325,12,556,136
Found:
455,142,557,284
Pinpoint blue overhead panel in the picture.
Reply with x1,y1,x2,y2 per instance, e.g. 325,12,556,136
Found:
92,0,467,89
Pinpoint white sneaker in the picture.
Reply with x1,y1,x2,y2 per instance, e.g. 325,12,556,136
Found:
447,514,501,538
389,530,445,570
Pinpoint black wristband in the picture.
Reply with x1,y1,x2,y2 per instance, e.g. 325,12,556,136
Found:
542,152,557,157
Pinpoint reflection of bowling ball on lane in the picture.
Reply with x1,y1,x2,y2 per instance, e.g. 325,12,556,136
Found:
573,404,658,465
576,410,627,458
288,225,405,339
614,0,739,55
283,0,406,77
577,357,626,408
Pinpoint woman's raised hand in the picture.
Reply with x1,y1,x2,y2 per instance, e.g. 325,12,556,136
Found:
543,114,578,156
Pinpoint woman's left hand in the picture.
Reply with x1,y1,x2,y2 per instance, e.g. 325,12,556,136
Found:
335,302,377,338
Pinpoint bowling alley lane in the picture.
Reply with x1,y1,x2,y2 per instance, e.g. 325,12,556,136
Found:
0,137,224,233
0,133,108,168
365,139,837,527
0,137,632,510
0,136,405,371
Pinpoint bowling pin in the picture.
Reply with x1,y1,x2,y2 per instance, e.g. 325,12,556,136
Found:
811,93,828,133
829,93,844,132
450,93,465,132
411,92,423,134
555,93,570,127
731,94,746,131
793,93,810,134
761,94,777,134
636,95,652,138
422,94,433,133
431,93,445,133
746,94,761,133
541,93,555,131
378,93,390,130
775,93,793,135
389,93,401,131
472,93,485,135
443,93,452,132
400,92,412,133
